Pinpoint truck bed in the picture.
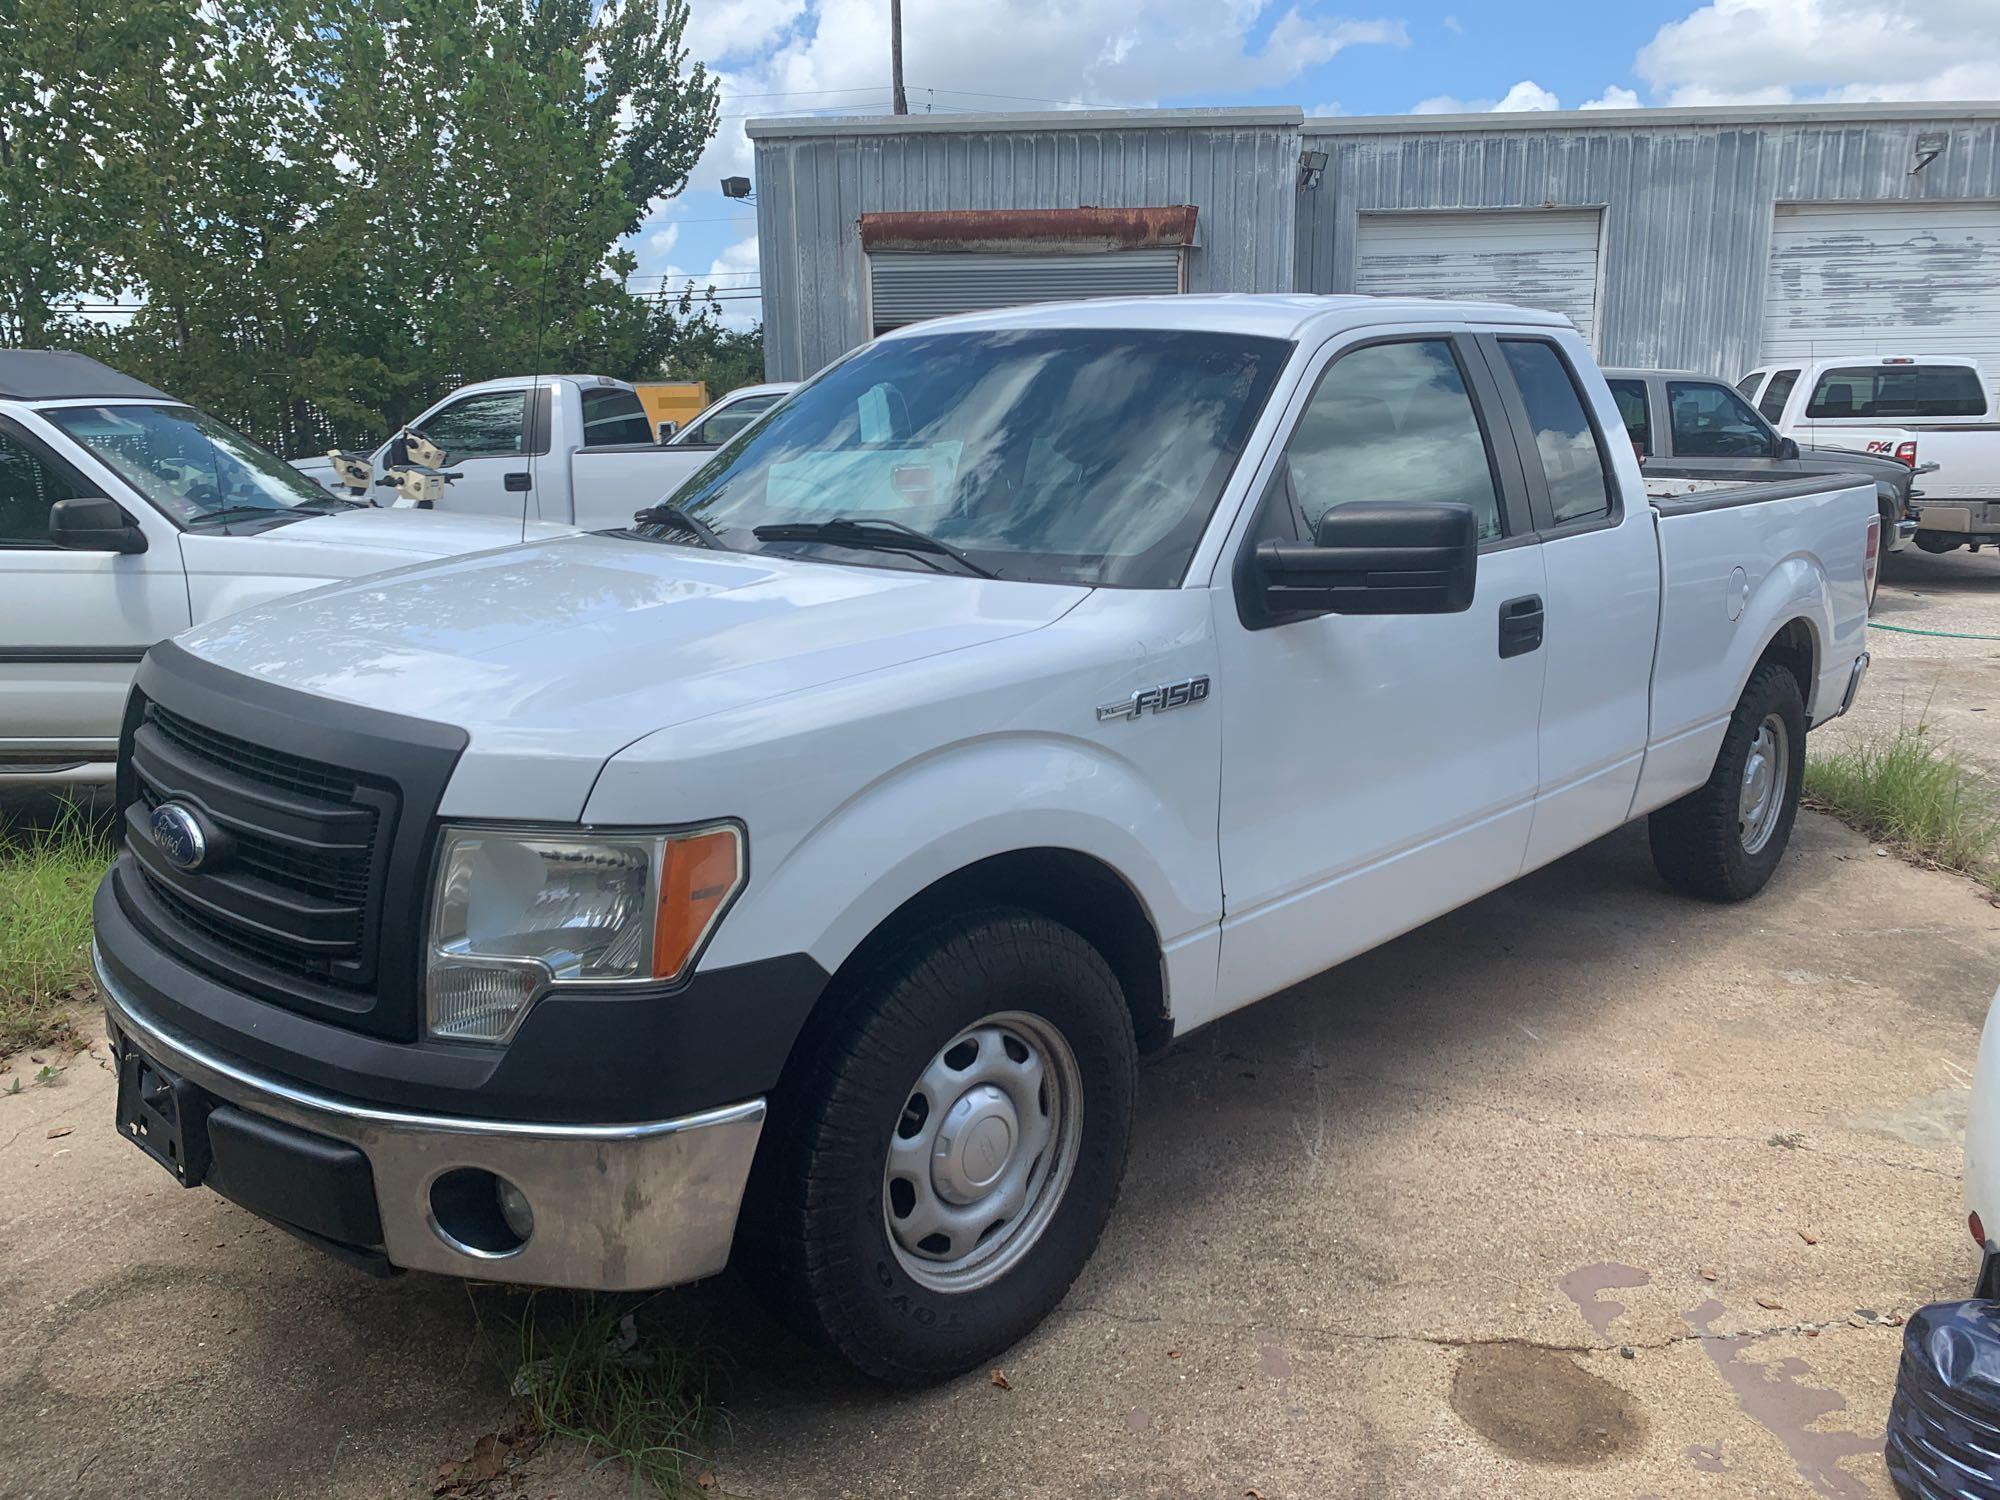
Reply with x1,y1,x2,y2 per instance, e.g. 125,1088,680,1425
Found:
1634,469,1874,815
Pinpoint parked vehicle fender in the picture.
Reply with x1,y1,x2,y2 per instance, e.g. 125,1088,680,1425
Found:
706,735,1210,1013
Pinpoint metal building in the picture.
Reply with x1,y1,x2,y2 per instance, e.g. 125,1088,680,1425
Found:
749,100,2000,390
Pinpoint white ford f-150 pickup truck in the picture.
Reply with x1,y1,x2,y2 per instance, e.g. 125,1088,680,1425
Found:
1739,355,2000,553
94,296,1876,1383
293,375,796,528
0,350,573,786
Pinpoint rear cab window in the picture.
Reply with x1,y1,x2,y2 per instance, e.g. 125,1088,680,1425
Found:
1667,381,1774,458
1495,339,1614,527
1805,363,1990,420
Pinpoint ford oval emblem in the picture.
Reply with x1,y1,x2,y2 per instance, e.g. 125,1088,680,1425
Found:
149,803,209,873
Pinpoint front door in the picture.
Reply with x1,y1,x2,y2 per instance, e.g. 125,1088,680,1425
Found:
383,387,538,518
1209,329,1548,1024
0,416,188,770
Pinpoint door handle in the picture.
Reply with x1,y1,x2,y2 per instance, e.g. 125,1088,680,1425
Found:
1499,594,1544,659
503,472,533,492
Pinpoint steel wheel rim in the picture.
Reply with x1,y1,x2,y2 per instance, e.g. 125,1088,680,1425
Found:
881,1010,1083,1294
1739,712,1789,855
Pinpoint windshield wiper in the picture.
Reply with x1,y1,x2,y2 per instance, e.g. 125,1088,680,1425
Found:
751,516,997,578
186,504,298,528
292,495,364,513
631,501,729,550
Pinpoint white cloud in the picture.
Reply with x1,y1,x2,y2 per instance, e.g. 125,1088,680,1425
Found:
1413,79,1561,114
647,222,680,255
1634,0,2000,106
1581,84,1641,110
1442,13,1463,33
1493,80,1560,111
691,0,1409,184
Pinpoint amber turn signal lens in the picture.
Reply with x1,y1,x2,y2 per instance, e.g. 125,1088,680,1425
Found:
652,827,743,981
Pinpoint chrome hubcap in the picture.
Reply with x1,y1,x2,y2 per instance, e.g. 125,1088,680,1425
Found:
882,1011,1082,1293
1739,713,1790,855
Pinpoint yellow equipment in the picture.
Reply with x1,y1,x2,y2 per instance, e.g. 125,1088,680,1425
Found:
634,382,709,440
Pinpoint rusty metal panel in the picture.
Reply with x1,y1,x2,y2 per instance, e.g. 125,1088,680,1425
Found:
858,205,1199,252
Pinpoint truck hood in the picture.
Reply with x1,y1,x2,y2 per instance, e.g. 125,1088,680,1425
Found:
173,533,1090,819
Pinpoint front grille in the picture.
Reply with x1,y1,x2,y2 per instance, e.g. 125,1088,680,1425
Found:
148,703,363,803
125,698,395,1000
115,642,469,1042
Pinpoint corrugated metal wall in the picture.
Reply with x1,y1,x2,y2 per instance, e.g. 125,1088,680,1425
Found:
753,121,1299,380
1295,114,2000,380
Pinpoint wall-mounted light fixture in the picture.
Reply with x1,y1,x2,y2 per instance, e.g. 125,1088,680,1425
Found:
721,175,754,200
1297,150,1329,191
1911,132,1946,176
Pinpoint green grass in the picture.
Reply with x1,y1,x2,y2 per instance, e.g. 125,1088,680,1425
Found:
0,802,114,1054
482,1290,725,1495
1805,725,2000,888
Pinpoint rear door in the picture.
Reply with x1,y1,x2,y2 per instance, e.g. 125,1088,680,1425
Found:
0,414,188,769
1211,326,1548,1018
1477,334,1659,870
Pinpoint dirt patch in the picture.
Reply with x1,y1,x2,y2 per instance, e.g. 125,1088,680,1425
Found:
1449,1343,1648,1465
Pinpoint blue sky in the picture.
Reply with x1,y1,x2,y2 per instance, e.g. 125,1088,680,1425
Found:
637,0,2000,326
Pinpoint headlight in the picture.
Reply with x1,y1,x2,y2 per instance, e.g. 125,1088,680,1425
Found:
425,823,744,1043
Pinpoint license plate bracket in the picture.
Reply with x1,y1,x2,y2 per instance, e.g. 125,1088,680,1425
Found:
116,1038,214,1187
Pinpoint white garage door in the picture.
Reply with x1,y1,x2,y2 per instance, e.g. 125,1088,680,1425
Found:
1762,202,2000,398
1353,210,1603,346
868,249,1184,333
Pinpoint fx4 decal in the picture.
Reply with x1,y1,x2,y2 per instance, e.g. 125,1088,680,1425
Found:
1097,676,1211,723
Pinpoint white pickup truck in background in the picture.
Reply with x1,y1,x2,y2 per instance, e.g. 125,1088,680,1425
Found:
96,296,1876,1385
0,350,573,785
1740,355,2000,553
293,376,795,529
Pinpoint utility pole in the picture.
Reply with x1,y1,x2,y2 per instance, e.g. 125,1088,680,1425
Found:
890,0,908,115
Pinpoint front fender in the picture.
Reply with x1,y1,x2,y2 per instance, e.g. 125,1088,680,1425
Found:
702,732,1219,1005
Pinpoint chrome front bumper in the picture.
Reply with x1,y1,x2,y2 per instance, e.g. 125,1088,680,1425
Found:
98,950,764,1291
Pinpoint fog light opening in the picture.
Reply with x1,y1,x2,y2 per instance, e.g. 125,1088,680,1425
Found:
429,1168,532,1257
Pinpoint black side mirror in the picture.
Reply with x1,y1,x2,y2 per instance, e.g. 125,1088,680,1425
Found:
1254,502,1477,619
1776,436,1800,460
49,496,148,554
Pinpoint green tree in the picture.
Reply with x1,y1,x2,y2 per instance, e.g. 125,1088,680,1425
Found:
5,0,721,456
658,313,766,394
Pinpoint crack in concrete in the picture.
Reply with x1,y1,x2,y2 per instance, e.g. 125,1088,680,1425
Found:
1062,1301,1887,1358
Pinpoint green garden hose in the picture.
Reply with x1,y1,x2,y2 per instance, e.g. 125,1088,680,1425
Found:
1869,622,2000,641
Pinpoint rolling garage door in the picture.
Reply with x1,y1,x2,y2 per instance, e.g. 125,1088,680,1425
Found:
1762,202,2000,400
1353,210,1603,346
868,249,1184,333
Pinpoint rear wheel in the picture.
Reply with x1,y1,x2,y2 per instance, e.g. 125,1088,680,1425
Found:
1649,661,1807,902
745,908,1137,1383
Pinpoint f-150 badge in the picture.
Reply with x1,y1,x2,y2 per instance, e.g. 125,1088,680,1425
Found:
1097,676,1211,722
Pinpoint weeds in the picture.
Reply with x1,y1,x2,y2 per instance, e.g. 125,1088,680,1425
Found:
1805,724,2000,887
0,801,113,1053
479,1290,723,1495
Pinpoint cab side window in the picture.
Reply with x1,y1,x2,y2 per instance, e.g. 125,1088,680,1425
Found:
420,391,527,457
0,421,88,547
1283,339,1505,542
1668,381,1774,458
1756,369,1800,423
1608,379,1651,457
685,393,781,448
1497,339,1613,525
579,388,653,447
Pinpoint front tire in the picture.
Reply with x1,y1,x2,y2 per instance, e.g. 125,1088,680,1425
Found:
746,908,1137,1383
1649,661,1807,902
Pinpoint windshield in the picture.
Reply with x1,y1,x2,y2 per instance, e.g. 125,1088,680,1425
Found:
41,403,332,525
638,328,1289,587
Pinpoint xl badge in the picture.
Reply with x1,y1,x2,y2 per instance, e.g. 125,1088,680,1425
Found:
1097,676,1211,723
149,803,210,873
